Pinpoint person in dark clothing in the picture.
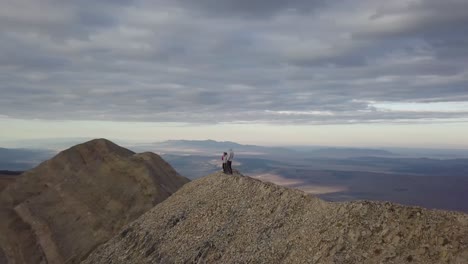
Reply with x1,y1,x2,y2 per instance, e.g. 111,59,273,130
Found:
222,152,228,173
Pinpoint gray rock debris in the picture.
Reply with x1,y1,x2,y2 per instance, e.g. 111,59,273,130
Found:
83,171,468,264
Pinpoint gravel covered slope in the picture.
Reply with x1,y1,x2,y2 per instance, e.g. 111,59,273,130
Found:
83,171,468,264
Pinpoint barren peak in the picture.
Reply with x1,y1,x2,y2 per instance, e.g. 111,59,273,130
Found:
0,139,189,264
84,171,468,264
60,138,134,158
76,138,132,152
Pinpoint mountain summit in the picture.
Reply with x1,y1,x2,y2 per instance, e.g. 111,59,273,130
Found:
84,171,468,264
0,139,189,264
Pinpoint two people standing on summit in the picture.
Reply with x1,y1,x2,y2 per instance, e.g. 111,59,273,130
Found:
222,149,234,174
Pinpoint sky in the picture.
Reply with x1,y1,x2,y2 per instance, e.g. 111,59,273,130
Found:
1,0,468,148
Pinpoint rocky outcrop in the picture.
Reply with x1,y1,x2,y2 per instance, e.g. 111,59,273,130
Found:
83,171,468,264
0,139,189,264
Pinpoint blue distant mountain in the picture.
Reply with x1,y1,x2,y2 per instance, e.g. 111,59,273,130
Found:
0,147,54,170
306,147,397,158
137,140,297,157
146,140,398,158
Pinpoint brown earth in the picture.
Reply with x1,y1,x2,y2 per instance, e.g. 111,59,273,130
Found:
0,139,189,264
0,175,16,192
83,171,468,264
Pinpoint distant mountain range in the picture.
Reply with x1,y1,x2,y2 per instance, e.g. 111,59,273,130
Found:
135,139,294,155
133,140,398,159
0,147,55,170
304,147,396,158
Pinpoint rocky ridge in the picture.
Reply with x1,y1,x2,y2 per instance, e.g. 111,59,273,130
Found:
83,171,468,264
0,139,189,264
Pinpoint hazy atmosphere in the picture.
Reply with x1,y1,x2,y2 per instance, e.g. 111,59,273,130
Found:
1,2,468,262
1,0,468,147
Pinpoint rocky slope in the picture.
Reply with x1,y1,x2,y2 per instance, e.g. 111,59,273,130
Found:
84,171,468,264
0,176,15,192
0,139,189,264
0,171,21,192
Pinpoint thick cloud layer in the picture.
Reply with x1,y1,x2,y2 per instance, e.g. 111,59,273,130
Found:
1,0,467,124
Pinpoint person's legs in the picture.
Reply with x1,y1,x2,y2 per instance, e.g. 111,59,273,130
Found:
222,163,227,173
227,161,232,174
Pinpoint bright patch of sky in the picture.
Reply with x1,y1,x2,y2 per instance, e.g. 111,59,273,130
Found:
370,101,468,113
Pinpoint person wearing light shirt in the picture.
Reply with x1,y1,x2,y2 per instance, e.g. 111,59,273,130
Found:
226,149,234,174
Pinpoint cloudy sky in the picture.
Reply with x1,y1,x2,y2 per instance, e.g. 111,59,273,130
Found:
1,0,468,147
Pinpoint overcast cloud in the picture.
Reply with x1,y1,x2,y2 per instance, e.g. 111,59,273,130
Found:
1,0,468,124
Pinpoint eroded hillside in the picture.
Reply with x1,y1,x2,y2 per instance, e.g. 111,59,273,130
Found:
0,139,189,264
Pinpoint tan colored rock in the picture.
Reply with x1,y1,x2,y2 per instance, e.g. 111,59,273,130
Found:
84,171,468,264
0,139,189,264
